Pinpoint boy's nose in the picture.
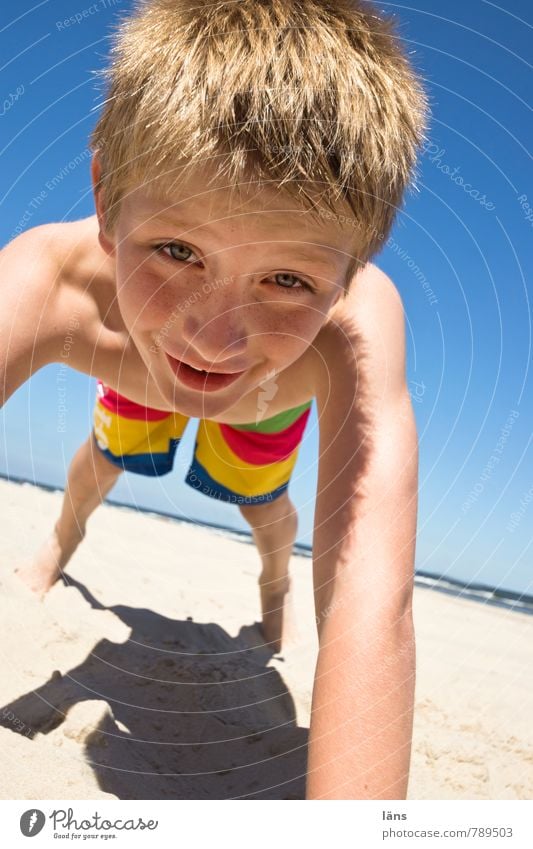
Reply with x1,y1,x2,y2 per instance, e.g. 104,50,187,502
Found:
180,309,248,368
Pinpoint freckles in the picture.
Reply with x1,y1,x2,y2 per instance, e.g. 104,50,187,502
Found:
248,309,322,352
121,272,175,322
280,311,323,338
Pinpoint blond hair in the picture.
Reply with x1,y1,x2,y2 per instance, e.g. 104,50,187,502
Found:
90,0,429,270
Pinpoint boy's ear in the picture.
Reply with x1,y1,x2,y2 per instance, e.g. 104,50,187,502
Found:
91,152,116,256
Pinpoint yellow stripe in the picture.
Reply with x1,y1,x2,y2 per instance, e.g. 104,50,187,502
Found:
195,420,298,497
93,400,188,457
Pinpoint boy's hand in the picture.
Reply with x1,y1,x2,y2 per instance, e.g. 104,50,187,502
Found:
307,266,418,799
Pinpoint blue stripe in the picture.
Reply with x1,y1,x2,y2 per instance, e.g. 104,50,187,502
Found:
94,435,181,477
185,457,289,505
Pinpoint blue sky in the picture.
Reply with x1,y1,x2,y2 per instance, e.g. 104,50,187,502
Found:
1,1,531,595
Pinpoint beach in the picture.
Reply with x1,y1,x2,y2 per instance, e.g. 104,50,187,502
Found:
0,477,531,800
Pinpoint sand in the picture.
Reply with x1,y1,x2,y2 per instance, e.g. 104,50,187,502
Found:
0,478,531,800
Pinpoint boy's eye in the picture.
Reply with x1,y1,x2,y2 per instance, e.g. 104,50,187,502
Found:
273,272,308,290
160,242,198,263
156,245,311,292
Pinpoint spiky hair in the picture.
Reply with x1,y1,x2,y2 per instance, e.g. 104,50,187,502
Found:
90,0,429,267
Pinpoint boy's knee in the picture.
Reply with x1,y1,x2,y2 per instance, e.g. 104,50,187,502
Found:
239,492,297,532
67,434,122,498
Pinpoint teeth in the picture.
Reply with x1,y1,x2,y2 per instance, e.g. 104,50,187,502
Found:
186,363,207,373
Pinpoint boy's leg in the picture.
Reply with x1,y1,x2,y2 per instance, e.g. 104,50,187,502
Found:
188,407,312,652
239,491,298,654
16,432,122,595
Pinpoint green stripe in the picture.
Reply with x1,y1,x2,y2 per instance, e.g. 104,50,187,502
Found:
232,401,312,433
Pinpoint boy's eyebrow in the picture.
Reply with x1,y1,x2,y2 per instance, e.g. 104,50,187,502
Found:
143,212,345,273
275,247,343,274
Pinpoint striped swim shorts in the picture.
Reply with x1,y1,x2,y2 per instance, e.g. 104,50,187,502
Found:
92,380,312,505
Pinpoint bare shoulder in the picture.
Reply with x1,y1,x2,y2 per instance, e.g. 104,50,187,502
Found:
0,218,119,403
1,223,67,341
312,262,408,405
0,225,63,401
6,219,90,314
1,221,62,281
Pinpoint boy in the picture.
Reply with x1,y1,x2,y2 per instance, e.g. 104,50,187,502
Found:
1,0,427,798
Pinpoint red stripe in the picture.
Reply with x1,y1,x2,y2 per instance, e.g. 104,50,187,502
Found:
219,407,311,465
96,380,171,422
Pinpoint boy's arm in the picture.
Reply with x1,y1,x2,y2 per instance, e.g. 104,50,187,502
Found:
0,227,64,406
307,266,418,799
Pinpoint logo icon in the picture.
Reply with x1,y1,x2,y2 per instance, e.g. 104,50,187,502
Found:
256,369,279,423
20,810,45,837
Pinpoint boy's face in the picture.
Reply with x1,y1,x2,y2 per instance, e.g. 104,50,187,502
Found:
96,163,357,418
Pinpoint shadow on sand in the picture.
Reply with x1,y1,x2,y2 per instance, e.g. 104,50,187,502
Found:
0,577,308,799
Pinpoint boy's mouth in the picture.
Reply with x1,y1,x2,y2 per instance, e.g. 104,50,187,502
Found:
165,353,245,392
